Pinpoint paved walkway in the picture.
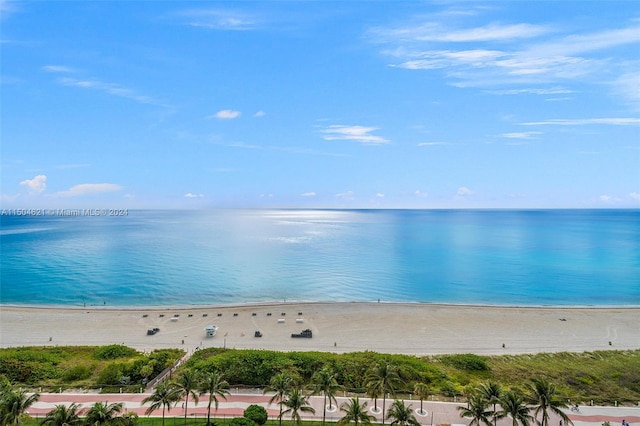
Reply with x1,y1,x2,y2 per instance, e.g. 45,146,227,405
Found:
26,392,640,426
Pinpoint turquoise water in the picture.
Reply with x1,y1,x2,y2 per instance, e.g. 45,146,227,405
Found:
1,209,638,306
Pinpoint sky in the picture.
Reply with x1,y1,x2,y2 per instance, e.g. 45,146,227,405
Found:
1,0,639,209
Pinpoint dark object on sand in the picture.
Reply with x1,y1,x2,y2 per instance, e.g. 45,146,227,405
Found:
291,329,312,338
147,327,160,335
254,331,263,338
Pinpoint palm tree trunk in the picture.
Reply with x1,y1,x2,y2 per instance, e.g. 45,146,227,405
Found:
382,397,386,425
207,399,212,426
493,403,497,426
184,394,189,426
322,393,327,426
161,406,166,426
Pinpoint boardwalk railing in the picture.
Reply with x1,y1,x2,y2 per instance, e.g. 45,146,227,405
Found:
146,351,193,390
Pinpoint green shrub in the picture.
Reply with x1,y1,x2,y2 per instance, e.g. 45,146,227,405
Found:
62,365,91,381
94,345,138,360
441,354,489,371
244,405,268,425
229,417,256,426
97,363,125,385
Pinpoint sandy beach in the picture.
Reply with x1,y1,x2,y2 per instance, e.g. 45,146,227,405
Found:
1,302,639,355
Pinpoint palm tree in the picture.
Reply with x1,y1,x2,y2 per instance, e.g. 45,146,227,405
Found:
280,388,315,426
457,394,493,426
84,402,124,426
365,363,403,425
337,397,376,426
499,389,533,426
312,367,341,426
198,371,230,426
386,400,420,426
40,403,82,426
264,373,294,426
142,381,180,426
478,381,502,426
0,388,40,426
365,381,381,413
173,369,200,426
525,378,572,426
413,383,429,415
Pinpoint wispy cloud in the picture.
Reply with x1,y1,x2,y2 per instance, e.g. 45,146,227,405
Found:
42,65,77,74
176,8,258,31
322,125,389,145
213,140,347,157
207,109,241,120
336,190,355,201
0,0,20,20
52,183,122,198
456,186,474,197
499,131,542,139
520,118,640,126
184,193,204,198
54,163,91,170
374,22,548,43
57,77,169,107
374,11,640,93
417,141,448,146
485,87,574,95
301,192,316,197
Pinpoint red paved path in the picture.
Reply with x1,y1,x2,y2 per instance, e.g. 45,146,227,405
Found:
26,393,640,426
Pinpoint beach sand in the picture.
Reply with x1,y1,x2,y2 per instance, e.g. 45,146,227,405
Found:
1,302,639,355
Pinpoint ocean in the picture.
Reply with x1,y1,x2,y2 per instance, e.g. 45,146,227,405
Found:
1,209,638,307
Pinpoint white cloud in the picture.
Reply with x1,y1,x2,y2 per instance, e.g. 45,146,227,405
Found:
611,71,640,111
52,183,122,197
486,87,574,95
184,193,204,198
336,190,355,201
57,77,168,107
301,192,316,197
520,118,640,126
414,190,427,198
254,110,266,117
177,9,258,31
456,186,474,197
207,109,241,120
376,193,385,198
20,175,47,195
42,65,76,73
499,131,542,139
599,194,621,204
628,192,640,201
375,14,640,93
417,141,447,146
2,193,20,203
322,125,389,145
376,22,548,43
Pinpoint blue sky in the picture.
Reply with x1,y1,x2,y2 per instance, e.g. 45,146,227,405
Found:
2,1,639,209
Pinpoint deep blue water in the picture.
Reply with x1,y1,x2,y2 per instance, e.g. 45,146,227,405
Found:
1,209,638,306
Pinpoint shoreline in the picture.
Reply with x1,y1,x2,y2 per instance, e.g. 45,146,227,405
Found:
2,302,639,355
4,300,640,310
